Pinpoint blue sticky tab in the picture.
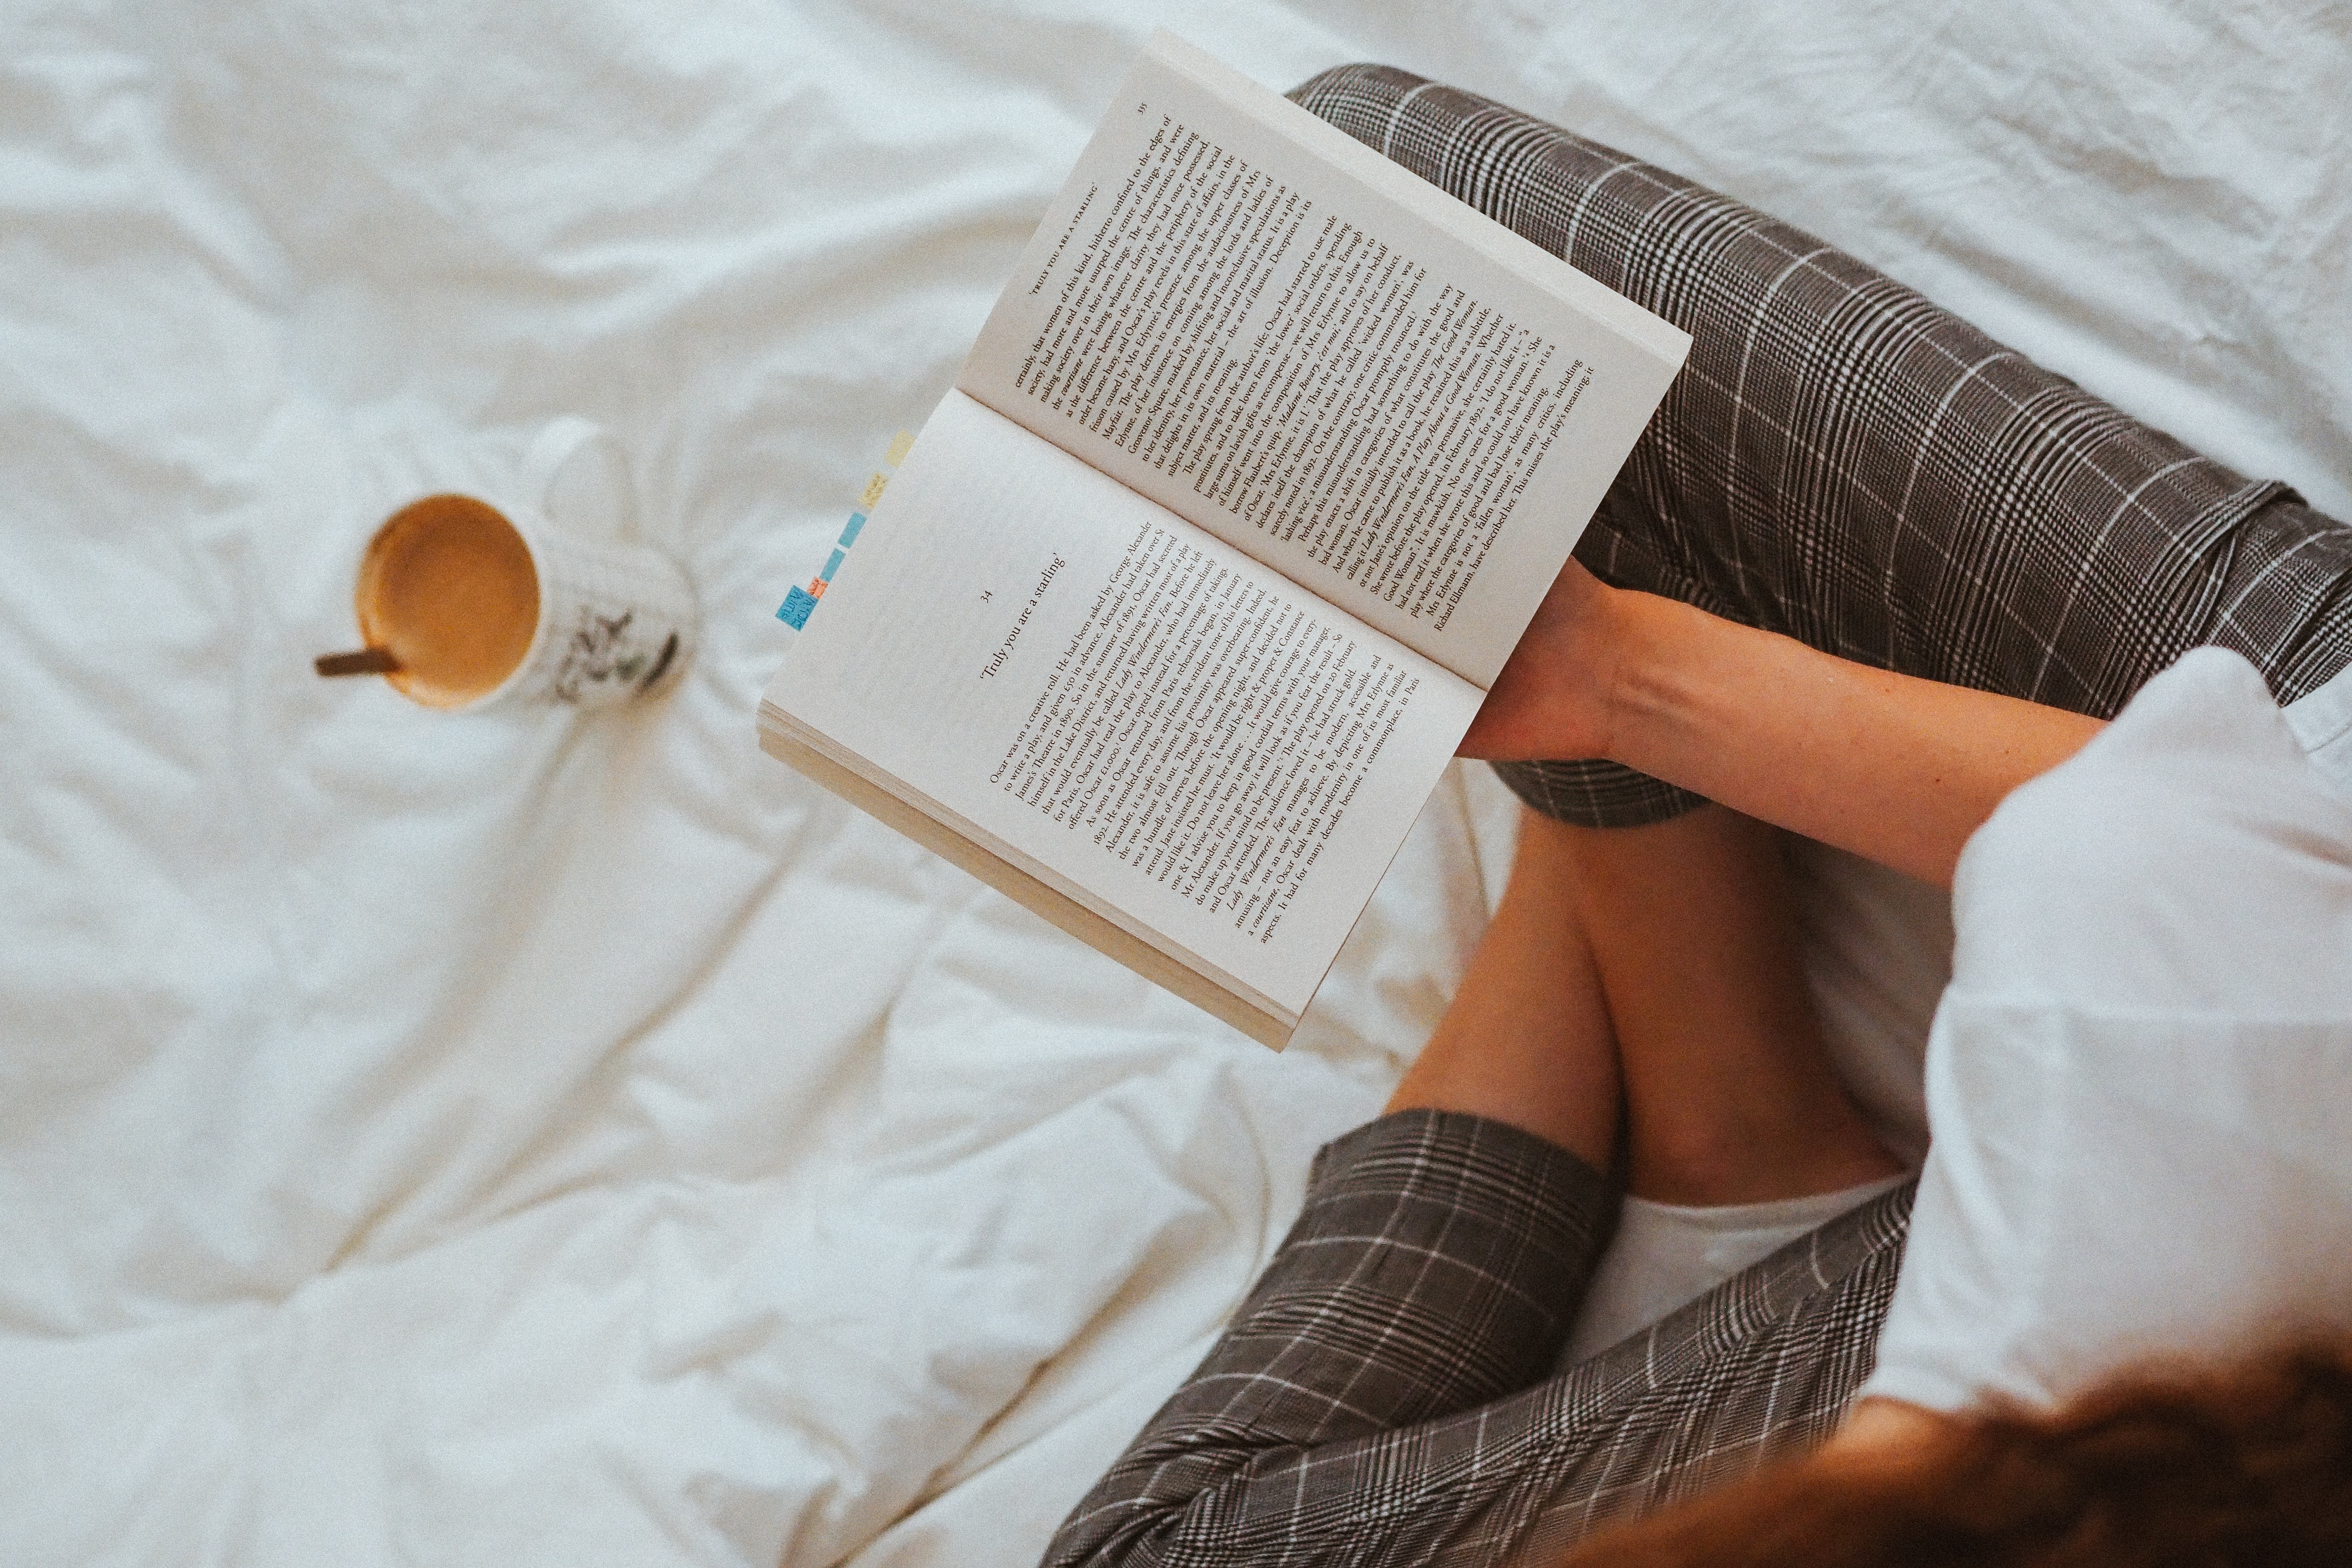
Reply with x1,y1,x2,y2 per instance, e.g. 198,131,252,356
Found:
821,549,846,582
839,511,866,547
777,586,818,629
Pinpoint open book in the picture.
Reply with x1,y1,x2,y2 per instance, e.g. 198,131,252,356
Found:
761,34,1688,1047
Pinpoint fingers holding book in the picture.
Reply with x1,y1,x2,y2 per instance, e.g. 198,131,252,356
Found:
1458,558,1624,763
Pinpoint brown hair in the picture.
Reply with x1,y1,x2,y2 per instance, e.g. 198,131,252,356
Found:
1556,1340,2352,1567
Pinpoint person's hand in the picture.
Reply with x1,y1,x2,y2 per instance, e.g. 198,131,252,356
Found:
1459,558,1624,761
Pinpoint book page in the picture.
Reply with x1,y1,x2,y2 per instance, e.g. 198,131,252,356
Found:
960,33,1688,690
764,391,1483,1025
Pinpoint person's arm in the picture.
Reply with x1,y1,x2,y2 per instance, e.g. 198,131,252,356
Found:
1463,564,2105,888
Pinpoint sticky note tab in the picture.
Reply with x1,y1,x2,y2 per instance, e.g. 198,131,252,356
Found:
821,548,846,582
778,586,818,629
839,511,866,548
885,429,915,468
859,472,889,509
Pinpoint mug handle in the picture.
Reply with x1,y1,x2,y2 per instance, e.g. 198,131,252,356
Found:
522,416,634,543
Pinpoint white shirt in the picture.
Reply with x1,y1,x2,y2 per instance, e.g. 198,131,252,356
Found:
1863,647,2352,1412
1560,1172,1913,1366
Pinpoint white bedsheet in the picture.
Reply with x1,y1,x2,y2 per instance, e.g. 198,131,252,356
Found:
3,3,2342,1565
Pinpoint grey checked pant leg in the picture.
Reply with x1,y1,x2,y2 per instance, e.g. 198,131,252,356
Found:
1289,64,2352,826
1041,1111,1911,1568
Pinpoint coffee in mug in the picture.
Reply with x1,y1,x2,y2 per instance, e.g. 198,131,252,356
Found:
317,426,695,710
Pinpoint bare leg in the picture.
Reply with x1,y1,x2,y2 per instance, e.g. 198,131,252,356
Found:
1564,804,1901,1205
1389,805,1897,1204
1386,810,1619,1172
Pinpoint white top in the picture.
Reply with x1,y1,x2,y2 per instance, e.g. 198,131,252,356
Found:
1863,647,2352,1413
1561,1172,1913,1366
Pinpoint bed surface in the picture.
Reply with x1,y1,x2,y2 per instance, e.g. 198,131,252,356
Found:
4,3,2343,1564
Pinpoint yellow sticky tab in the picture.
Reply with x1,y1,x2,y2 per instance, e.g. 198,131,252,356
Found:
885,429,915,468
859,472,889,509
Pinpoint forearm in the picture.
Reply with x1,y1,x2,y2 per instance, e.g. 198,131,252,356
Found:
1600,592,2102,887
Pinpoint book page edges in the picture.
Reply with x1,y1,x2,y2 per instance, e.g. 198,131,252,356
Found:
1146,32,1694,369
757,706,1298,1049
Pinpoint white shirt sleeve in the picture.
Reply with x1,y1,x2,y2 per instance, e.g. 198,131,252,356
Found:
1863,648,2352,1413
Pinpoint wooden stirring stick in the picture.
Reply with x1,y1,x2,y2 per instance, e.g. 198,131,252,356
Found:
314,647,401,677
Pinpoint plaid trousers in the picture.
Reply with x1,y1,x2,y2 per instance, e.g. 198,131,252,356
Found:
1295,65,2352,825
1043,63,2352,1568
1043,1113,1909,1567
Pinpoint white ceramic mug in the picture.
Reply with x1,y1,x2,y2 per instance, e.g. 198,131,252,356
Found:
326,421,697,710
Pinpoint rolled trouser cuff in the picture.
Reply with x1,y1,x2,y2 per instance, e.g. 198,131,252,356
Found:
1490,758,1711,826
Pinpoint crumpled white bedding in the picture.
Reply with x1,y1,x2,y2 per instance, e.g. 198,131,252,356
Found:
2,3,2342,1566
